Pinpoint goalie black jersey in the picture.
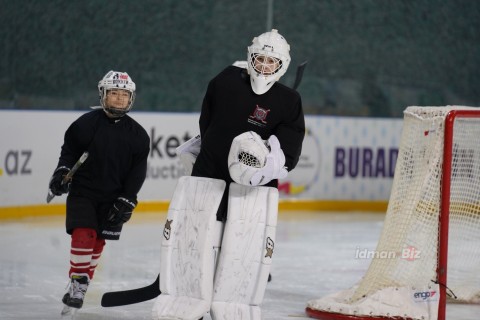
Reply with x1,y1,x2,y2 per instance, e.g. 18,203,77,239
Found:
56,109,150,203
192,65,305,189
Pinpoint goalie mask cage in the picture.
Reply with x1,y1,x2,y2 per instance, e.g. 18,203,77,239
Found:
306,106,480,320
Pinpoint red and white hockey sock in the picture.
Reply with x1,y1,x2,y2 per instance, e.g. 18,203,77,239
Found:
69,228,97,278
88,238,105,280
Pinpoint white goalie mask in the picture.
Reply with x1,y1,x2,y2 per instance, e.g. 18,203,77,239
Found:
98,70,136,117
247,29,291,95
228,131,270,185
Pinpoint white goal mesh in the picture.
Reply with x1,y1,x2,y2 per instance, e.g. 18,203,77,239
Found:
306,106,480,320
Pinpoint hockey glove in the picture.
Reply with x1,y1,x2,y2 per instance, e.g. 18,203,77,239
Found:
107,197,137,226
48,167,71,196
250,135,288,186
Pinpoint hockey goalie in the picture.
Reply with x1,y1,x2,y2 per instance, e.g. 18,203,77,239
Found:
152,29,305,320
153,132,285,319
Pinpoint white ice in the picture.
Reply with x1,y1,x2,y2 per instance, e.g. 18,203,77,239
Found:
0,211,478,320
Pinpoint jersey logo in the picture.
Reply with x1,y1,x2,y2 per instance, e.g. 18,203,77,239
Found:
248,105,270,127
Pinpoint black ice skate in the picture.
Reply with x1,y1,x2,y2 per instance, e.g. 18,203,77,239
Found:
62,274,90,310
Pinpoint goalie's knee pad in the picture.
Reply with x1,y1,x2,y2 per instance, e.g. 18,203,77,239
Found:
211,183,279,320
153,176,226,320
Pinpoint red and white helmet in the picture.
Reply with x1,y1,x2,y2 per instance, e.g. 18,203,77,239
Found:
247,29,291,95
98,70,136,117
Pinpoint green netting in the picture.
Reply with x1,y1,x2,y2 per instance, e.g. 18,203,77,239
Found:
1,0,479,117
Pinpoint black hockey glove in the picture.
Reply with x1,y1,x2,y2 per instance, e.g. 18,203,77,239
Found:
107,197,137,226
48,167,71,196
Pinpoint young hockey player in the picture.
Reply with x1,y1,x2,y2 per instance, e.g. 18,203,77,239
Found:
48,70,150,315
155,29,305,320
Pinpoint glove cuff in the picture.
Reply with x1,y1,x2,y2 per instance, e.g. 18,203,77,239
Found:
118,197,137,209
54,166,71,174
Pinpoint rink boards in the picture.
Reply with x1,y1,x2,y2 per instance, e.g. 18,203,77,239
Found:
0,110,403,219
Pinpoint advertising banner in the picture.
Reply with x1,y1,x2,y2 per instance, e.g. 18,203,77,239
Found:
0,110,403,208
286,116,402,201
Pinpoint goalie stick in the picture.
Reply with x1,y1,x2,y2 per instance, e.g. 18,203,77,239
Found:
101,272,272,307
46,151,89,203
292,60,308,90
101,274,160,307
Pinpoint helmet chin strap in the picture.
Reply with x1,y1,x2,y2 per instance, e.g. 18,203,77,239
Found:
100,90,134,118
103,106,129,118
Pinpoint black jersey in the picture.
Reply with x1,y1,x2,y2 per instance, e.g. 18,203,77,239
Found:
56,109,150,203
192,66,305,188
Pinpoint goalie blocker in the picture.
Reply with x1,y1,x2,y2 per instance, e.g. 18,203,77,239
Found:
152,176,279,320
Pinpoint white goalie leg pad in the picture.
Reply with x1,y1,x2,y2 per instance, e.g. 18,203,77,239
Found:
210,183,279,320
152,176,226,320
213,220,225,271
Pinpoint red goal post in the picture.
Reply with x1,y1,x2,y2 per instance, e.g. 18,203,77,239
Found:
306,106,480,320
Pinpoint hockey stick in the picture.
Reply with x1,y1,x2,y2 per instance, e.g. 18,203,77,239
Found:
292,60,308,90
46,151,89,203
101,274,161,307
100,272,270,308
101,271,272,307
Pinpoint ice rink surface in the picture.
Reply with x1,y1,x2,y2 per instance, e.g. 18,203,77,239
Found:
1,211,479,320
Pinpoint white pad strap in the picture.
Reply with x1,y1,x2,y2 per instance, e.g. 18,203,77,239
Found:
176,134,201,176
152,176,226,320
211,183,279,320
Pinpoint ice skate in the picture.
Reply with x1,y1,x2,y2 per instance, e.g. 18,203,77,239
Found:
61,274,89,316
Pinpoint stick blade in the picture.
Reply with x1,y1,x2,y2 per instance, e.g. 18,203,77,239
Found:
46,191,55,203
101,275,161,307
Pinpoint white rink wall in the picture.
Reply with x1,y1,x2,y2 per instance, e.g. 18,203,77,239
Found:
0,110,403,208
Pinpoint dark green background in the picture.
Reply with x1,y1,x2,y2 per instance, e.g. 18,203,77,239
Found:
1,0,479,117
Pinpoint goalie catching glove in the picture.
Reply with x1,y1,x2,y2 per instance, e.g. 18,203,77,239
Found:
107,197,137,226
250,135,288,186
49,166,71,196
228,132,288,186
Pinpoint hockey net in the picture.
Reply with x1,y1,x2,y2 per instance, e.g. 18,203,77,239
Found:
306,106,480,320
